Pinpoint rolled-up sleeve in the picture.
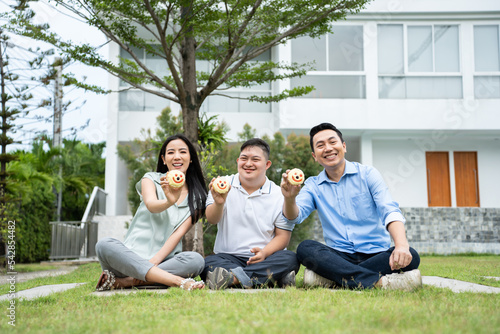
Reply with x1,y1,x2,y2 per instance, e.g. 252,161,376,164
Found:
275,213,295,231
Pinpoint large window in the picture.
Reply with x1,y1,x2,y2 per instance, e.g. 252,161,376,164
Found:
202,49,272,113
473,25,500,99
290,25,365,98
119,90,169,112
378,24,462,99
119,46,170,112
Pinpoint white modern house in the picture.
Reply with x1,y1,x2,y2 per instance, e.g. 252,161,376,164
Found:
103,0,500,253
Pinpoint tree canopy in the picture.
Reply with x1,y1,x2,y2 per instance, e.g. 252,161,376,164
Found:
4,0,371,142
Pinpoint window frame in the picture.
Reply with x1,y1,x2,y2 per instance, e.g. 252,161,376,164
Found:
201,48,274,113
378,22,464,99
291,23,367,99
472,24,500,99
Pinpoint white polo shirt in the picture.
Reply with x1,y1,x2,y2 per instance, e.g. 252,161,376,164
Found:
207,174,294,258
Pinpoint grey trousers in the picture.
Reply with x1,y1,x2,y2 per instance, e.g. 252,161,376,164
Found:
95,237,204,281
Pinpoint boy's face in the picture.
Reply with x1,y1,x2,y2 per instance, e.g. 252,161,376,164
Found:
311,129,347,169
237,146,271,183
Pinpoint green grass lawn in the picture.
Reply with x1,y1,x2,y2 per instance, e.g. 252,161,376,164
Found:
1,255,499,333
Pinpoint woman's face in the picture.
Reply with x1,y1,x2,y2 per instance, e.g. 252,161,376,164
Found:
162,139,191,174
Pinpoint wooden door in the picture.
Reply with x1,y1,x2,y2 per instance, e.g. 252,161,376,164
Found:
454,152,480,207
426,152,451,207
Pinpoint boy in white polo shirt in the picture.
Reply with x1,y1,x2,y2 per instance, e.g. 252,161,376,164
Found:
201,138,299,289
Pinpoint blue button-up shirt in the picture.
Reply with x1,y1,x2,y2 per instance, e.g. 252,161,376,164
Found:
284,160,405,254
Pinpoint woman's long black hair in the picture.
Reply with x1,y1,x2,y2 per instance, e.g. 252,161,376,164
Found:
156,134,207,223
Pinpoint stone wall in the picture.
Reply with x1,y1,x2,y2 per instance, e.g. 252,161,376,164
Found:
312,208,500,255
402,207,500,255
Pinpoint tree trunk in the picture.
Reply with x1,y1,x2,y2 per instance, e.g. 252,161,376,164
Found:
180,4,204,256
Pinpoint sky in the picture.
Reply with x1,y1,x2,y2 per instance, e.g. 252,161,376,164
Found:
2,0,110,151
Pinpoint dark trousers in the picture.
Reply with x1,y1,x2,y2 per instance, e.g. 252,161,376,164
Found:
297,240,420,289
201,250,299,288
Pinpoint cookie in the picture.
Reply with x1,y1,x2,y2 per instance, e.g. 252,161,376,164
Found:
167,170,185,188
213,176,229,194
287,168,305,185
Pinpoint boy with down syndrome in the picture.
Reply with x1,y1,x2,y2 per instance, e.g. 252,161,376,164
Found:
281,123,422,290
201,138,299,289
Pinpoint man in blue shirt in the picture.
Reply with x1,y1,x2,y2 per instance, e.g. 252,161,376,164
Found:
281,123,421,290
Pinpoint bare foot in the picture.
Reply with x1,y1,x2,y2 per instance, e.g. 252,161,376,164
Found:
114,277,150,289
113,276,135,288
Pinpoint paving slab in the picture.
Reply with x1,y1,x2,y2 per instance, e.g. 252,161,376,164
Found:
0,266,78,285
0,283,87,301
423,276,500,294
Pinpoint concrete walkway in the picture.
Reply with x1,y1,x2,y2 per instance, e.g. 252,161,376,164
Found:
0,283,86,301
422,276,500,294
1,272,499,300
0,266,78,285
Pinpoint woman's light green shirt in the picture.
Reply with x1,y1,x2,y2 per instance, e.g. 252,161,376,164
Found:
123,172,190,260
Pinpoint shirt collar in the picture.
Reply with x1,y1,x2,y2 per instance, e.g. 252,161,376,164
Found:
231,173,271,194
318,159,357,184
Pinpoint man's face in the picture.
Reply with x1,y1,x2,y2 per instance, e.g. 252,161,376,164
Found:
311,129,347,169
237,146,271,182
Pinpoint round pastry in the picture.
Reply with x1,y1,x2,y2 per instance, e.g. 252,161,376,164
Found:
167,170,185,188
287,168,305,185
213,176,229,194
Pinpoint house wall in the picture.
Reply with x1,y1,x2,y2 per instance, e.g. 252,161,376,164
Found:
104,0,500,214
372,136,500,208
403,207,500,254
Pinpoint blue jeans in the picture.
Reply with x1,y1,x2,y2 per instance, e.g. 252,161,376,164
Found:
201,250,299,288
297,240,420,289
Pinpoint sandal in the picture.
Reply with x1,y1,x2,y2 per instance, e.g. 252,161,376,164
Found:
95,270,116,291
95,271,107,290
180,278,205,291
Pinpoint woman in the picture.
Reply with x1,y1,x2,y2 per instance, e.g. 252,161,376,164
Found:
95,134,207,291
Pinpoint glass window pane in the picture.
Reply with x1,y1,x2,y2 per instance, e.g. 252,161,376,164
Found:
145,47,169,79
474,25,500,72
291,75,365,98
406,77,462,98
252,49,271,62
207,92,272,113
206,94,239,113
238,81,272,91
239,93,271,113
379,77,406,99
120,46,144,62
329,26,364,71
292,36,327,71
144,92,170,112
119,91,144,111
474,76,500,98
434,25,460,72
408,26,433,72
378,25,404,74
